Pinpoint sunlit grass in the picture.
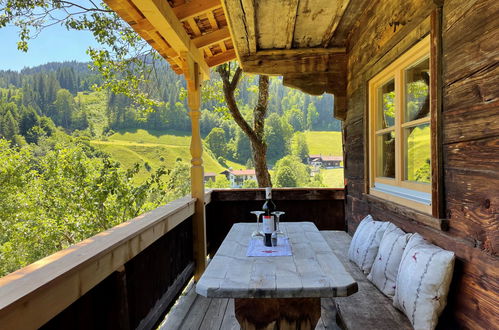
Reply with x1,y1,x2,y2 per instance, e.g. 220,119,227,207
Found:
108,129,191,146
321,168,344,188
304,131,343,156
406,125,430,182
91,129,239,183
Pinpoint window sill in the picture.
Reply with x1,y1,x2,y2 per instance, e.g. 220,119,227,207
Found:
364,193,448,231
372,183,431,205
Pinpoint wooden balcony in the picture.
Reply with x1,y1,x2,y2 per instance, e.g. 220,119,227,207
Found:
0,188,345,330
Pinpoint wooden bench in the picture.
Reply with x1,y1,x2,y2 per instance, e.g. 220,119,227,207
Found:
321,231,412,330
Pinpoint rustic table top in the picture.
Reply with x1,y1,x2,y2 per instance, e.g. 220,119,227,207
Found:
196,222,358,299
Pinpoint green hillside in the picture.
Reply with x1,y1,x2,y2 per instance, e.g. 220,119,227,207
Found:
90,129,345,186
304,131,343,156
304,131,344,188
91,129,232,182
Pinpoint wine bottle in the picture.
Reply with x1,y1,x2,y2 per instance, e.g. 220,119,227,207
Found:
262,187,276,247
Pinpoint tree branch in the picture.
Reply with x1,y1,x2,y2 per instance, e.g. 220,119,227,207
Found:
216,64,259,144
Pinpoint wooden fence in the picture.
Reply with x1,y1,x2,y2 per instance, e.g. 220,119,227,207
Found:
0,196,196,330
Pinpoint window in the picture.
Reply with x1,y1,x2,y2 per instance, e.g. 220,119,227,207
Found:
368,36,432,214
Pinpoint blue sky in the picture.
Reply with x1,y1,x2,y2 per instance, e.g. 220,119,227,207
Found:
0,24,101,71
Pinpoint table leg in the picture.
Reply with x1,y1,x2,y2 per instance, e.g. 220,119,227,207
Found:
234,298,321,330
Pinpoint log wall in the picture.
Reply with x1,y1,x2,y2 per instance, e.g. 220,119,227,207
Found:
342,0,498,328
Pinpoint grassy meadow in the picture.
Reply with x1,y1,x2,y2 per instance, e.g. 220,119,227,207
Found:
91,129,228,183
91,129,344,187
304,131,343,156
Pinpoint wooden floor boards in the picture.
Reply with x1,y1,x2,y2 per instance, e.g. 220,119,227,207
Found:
158,281,341,329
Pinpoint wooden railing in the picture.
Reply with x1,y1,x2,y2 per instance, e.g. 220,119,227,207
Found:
0,196,196,330
0,188,345,329
205,188,345,255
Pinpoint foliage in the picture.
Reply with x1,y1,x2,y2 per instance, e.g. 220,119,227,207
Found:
205,174,230,188
414,159,431,183
265,113,292,163
291,132,309,162
274,166,297,187
242,179,258,188
0,138,169,276
205,127,227,159
165,160,190,200
273,156,310,187
0,0,163,111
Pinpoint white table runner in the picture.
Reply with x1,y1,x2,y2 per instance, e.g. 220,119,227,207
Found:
246,237,292,257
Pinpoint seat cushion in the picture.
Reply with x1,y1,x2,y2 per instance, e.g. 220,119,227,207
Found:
367,223,412,298
348,215,389,274
393,233,455,330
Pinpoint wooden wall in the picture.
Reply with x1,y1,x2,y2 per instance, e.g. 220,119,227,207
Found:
342,0,498,328
206,188,345,256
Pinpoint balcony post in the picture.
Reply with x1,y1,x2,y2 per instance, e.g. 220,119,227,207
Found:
183,54,207,280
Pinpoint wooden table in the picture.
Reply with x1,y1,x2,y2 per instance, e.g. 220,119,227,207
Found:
196,222,358,329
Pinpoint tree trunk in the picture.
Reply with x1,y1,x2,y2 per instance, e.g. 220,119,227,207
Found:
217,64,272,187
251,139,272,187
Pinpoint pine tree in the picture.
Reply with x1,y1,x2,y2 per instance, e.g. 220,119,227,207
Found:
19,106,40,136
1,110,19,141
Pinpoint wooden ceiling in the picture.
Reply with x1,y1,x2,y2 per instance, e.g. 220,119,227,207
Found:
106,0,369,80
222,0,369,77
105,0,237,79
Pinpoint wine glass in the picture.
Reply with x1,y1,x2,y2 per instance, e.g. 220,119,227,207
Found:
272,211,285,237
250,211,264,238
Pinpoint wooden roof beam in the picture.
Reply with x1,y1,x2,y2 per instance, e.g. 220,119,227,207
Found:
130,0,210,79
206,49,237,67
172,0,222,22
241,48,346,75
193,26,231,49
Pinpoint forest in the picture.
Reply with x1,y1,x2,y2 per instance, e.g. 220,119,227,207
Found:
0,61,342,276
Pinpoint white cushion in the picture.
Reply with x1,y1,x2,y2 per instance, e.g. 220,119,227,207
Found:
367,223,411,298
348,215,389,274
393,233,455,330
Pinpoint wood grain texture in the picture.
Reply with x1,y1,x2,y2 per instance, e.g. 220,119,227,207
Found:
241,51,346,76
255,0,297,50
293,0,350,48
40,218,194,330
442,100,499,144
235,297,321,330
196,223,358,299
442,0,499,86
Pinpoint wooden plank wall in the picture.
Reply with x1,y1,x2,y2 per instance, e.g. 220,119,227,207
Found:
342,0,498,328
40,218,194,330
205,188,345,256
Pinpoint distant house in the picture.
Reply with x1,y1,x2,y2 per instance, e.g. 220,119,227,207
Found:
307,154,343,168
220,169,257,188
204,172,216,183
321,155,343,168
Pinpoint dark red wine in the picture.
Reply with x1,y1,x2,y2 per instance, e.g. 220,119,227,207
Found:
262,187,276,247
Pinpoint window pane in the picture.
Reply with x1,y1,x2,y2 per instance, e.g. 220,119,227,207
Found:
377,79,395,129
405,58,430,122
377,131,396,178
405,123,431,183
